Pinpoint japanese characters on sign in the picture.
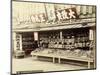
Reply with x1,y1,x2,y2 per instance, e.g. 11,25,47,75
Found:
55,8,78,21
31,8,78,23
31,13,46,23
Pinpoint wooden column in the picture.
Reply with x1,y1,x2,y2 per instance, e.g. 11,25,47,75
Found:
89,28,96,68
13,32,17,51
19,34,22,51
93,28,96,68
58,57,61,64
53,57,55,63
88,61,91,69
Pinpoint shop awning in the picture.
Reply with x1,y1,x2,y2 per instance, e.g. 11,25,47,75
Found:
13,22,96,32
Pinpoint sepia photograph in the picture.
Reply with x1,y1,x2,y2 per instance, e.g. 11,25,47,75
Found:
12,0,96,74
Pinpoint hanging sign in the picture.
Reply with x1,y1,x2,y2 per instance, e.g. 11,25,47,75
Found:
34,32,38,41
89,29,94,40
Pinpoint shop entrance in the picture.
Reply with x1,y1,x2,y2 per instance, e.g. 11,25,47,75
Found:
22,32,38,55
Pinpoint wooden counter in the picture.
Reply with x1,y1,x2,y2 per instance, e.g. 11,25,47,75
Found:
31,52,93,68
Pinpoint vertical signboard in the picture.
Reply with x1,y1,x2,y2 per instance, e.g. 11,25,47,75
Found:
89,29,94,40
45,4,56,22
34,32,38,41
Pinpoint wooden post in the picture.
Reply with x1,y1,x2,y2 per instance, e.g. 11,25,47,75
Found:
13,32,17,52
88,61,91,69
53,57,55,63
19,34,22,51
58,57,61,64
89,28,96,68
93,28,96,68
